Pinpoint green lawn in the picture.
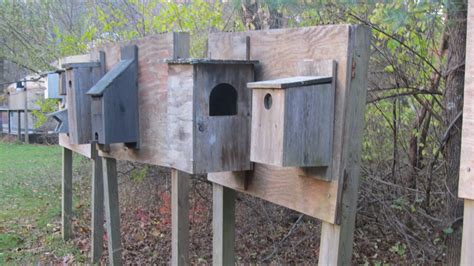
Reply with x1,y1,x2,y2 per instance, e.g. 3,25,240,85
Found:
0,140,86,264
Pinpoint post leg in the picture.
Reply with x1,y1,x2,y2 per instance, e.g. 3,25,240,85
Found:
62,147,73,240
8,110,11,134
212,183,235,266
171,168,189,266
24,90,29,144
318,172,359,266
17,110,21,141
91,148,104,263
461,199,474,264
103,157,122,266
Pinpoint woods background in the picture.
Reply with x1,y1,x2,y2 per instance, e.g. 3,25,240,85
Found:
0,0,468,264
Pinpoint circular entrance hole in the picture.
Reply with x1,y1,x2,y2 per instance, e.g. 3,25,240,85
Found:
264,93,272,110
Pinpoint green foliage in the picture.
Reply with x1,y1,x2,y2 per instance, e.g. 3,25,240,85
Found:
31,99,59,129
131,165,148,183
390,242,407,257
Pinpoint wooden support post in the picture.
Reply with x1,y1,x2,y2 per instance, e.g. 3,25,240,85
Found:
461,200,474,264
102,157,122,266
24,89,29,144
91,144,104,263
7,110,11,134
318,25,370,265
62,147,73,240
17,110,21,141
212,183,235,266
171,168,189,266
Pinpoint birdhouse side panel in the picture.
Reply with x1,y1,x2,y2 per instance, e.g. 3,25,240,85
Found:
282,84,334,167
167,64,195,173
101,69,139,145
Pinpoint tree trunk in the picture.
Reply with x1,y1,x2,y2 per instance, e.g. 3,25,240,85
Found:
443,1,467,264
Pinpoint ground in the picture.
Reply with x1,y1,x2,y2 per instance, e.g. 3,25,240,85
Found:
0,138,85,264
0,138,442,264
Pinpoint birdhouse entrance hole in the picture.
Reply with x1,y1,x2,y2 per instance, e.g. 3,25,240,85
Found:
209,83,238,116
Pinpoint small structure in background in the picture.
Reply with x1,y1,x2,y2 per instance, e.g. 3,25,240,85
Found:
0,75,56,142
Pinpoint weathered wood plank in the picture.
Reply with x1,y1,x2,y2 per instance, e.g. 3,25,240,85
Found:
208,25,353,224
459,0,474,200
24,91,29,144
247,76,332,89
62,147,73,241
318,25,371,266
461,199,474,265
102,157,122,266
212,183,235,266
97,33,186,169
91,144,104,263
171,169,189,266
208,164,337,223
59,134,92,158
65,63,103,145
17,110,20,141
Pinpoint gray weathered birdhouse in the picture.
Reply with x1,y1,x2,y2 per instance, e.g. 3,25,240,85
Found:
166,59,257,174
248,76,335,167
87,45,139,148
63,62,103,144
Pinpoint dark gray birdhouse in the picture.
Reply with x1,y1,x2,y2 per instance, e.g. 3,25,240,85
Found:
166,59,257,174
248,76,335,168
63,61,103,144
87,45,139,148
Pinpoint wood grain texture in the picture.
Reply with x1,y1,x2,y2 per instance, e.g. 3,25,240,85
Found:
461,200,474,265
283,83,333,167
319,25,371,266
212,183,236,266
59,134,92,158
171,169,189,266
208,164,337,222
65,64,103,145
103,157,123,266
91,144,104,264
97,33,186,167
193,63,254,174
459,0,474,200
250,89,286,166
61,33,253,174
62,147,73,241
247,76,332,89
208,25,355,224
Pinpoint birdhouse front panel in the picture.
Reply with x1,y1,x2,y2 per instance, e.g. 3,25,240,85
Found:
249,76,334,168
193,62,254,174
64,62,102,145
166,59,256,174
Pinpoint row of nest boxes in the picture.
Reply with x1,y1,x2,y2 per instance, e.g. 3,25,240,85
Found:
48,45,336,173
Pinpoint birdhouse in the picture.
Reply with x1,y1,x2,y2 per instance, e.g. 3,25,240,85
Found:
46,72,64,99
87,45,139,148
248,76,335,167
166,59,257,174
63,61,103,144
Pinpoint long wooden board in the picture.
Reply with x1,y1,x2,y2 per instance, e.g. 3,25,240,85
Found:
208,25,368,224
459,0,474,200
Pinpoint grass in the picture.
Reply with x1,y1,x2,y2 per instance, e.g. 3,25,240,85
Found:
0,140,86,264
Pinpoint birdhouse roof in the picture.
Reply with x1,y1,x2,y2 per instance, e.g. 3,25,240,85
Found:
247,76,332,89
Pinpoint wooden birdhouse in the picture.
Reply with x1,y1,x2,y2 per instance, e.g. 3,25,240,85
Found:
63,61,103,145
87,45,139,147
248,76,335,168
166,59,257,174
46,72,63,99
